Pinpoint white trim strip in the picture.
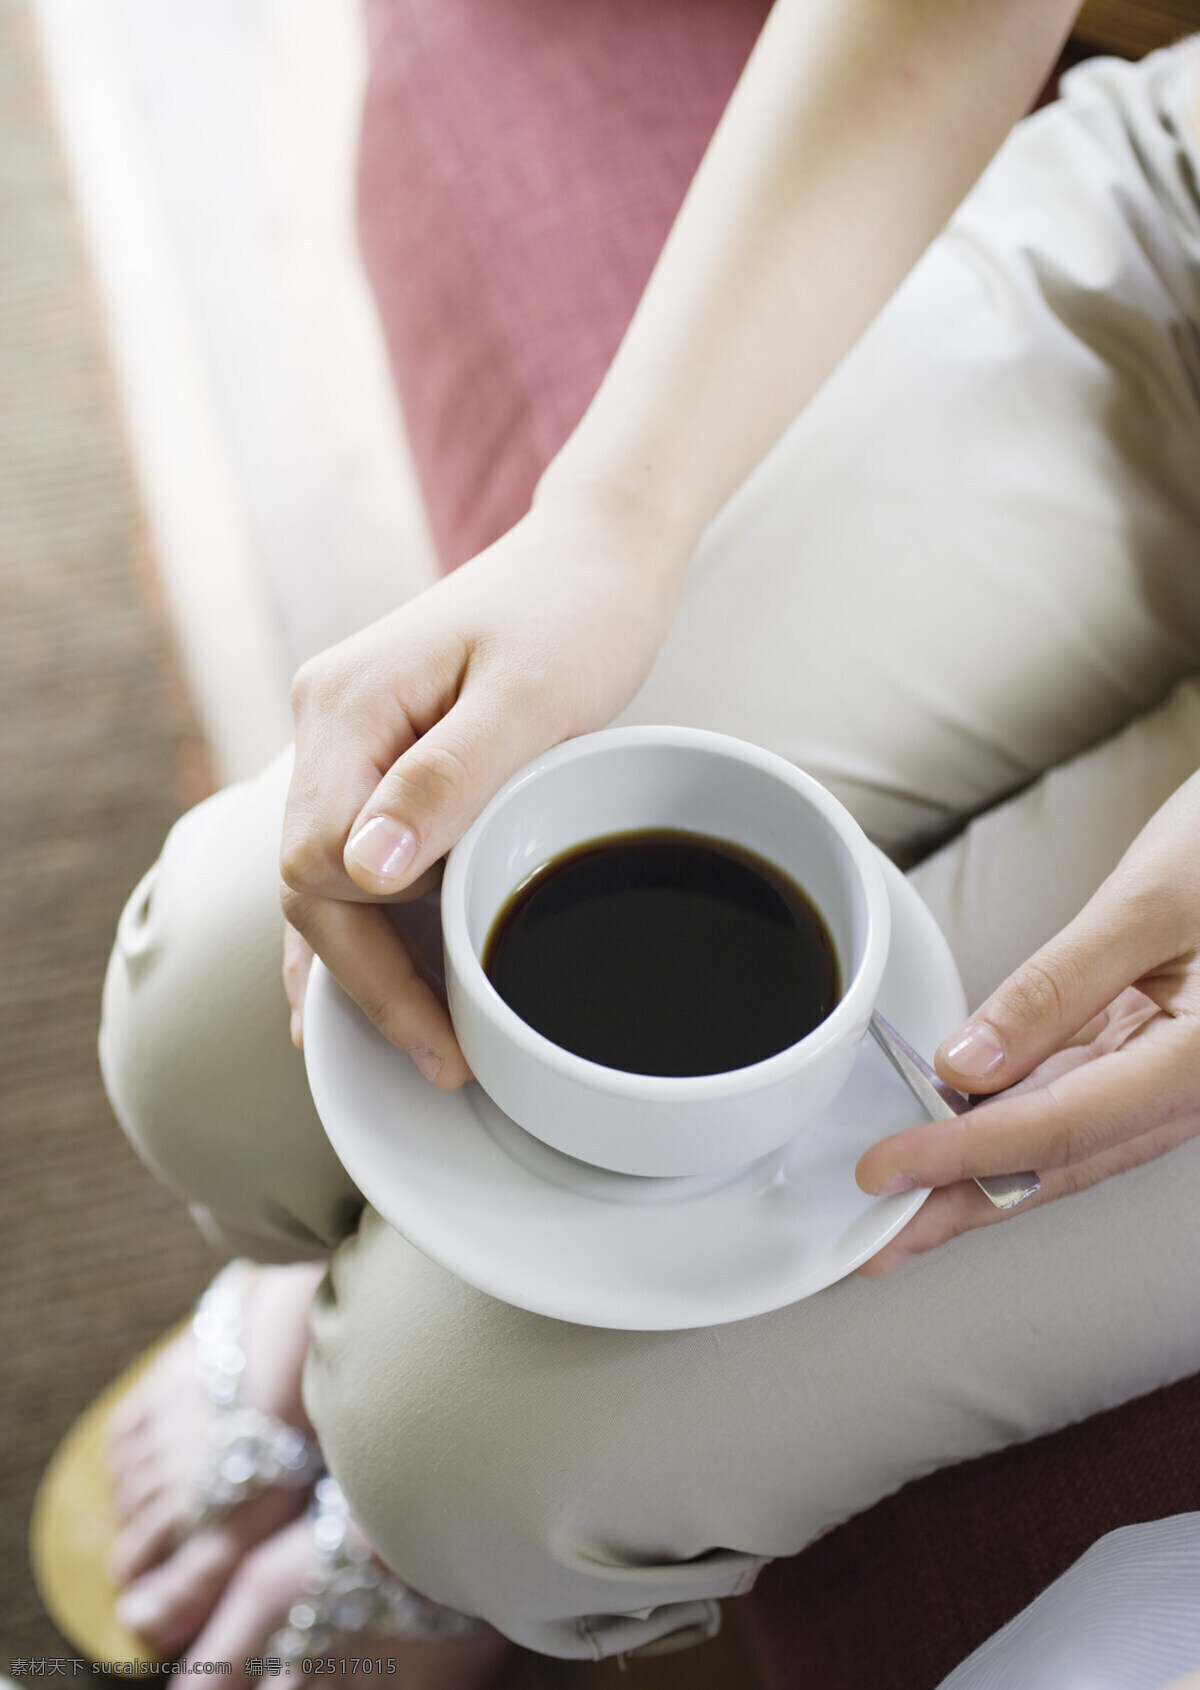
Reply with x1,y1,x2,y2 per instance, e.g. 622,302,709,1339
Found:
31,0,294,787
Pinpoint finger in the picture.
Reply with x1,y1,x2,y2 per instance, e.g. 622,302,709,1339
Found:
860,1109,1198,1275
1067,986,1160,1057
280,622,461,901
934,876,1182,1092
284,787,446,902
282,694,453,902
282,920,314,1049
281,716,415,899
859,1016,1195,1193
857,1182,1004,1276
343,678,559,896
281,889,472,1088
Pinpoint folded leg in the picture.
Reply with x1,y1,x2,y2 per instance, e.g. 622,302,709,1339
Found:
102,42,1200,1661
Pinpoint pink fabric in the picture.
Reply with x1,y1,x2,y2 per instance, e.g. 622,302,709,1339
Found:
357,0,769,572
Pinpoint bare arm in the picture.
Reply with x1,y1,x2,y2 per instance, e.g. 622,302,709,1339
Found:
543,0,1081,554
283,0,1082,1074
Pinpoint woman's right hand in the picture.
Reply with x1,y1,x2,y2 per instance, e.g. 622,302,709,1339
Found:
279,488,690,1085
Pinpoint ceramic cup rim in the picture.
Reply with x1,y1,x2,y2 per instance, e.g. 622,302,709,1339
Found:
441,726,891,1102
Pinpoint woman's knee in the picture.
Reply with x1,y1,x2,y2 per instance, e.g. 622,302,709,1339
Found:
305,1214,764,1654
100,750,355,1255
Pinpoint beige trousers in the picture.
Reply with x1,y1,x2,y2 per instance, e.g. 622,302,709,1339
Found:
101,47,1200,1661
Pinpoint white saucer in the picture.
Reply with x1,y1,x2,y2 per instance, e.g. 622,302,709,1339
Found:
304,851,965,1330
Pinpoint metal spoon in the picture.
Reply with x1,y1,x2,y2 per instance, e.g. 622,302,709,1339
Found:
868,1011,1041,1211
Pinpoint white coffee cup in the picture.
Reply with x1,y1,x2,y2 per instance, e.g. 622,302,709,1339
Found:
441,725,890,1177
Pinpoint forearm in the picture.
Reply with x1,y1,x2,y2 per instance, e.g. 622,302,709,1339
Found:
538,0,1080,562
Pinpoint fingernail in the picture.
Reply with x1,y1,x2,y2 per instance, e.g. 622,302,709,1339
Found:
346,817,417,887
115,1582,163,1633
877,1172,917,1196
941,1022,1005,1080
408,1045,441,1082
876,1250,911,1277
290,1008,303,1049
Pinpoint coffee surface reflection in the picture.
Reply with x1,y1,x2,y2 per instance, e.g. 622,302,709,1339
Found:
482,829,840,1077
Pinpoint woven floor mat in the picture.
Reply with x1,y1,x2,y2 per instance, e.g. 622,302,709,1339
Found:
0,0,215,1660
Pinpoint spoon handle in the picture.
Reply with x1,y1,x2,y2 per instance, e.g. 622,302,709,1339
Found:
868,1013,1041,1212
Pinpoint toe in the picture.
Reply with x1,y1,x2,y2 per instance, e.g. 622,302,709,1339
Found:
115,1529,242,1656
105,1396,154,1466
105,1337,198,1468
113,1485,309,1654
103,1265,326,1649
110,1484,192,1586
111,1450,170,1524
191,1517,510,1690
189,1515,313,1684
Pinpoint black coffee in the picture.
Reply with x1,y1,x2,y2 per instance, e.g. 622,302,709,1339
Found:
482,829,839,1077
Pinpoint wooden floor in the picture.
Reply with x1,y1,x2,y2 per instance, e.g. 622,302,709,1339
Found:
2,0,219,1655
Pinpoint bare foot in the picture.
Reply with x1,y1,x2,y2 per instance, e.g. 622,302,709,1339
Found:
189,1511,512,1690
106,1261,327,1656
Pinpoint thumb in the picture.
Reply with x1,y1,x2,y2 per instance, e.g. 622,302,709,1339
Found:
934,881,1165,1093
342,685,557,895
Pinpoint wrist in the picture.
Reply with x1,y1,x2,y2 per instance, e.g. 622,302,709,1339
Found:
531,453,701,592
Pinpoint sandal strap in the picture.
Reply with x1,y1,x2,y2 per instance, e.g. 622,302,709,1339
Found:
187,1262,324,1531
268,1478,492,1658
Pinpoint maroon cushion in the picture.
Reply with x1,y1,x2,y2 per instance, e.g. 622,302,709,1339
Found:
357,0,768,572
744,1370,1200,1690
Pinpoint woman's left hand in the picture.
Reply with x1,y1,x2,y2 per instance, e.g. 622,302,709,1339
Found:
856,771,1200,1275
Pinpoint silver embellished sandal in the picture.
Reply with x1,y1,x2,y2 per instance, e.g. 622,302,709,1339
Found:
186,1260,324,1531
196,1265,489,1656
32,1258,327,1664
268,1476,493,1659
